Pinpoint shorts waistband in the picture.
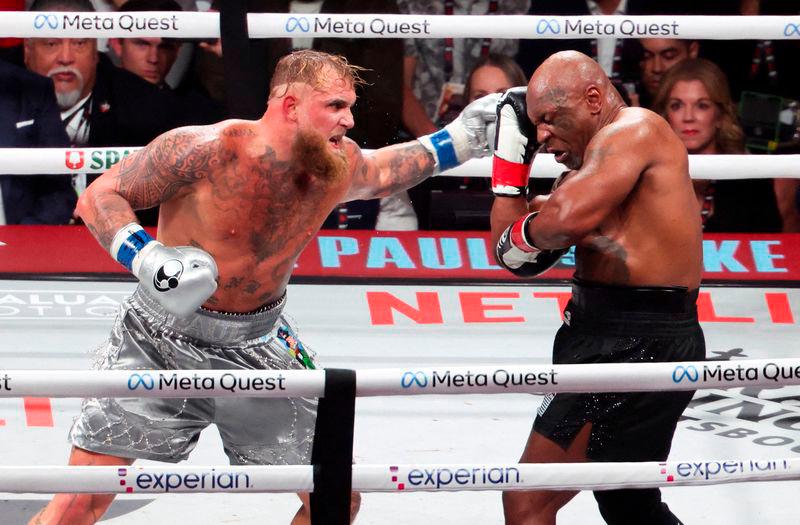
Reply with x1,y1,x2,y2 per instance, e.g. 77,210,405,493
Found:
130,286,286,345
571,278,698,315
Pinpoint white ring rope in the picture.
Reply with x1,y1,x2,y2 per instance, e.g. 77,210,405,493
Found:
4,12,800,40
1,358,798,398
1,147,798,180
0,459,797,494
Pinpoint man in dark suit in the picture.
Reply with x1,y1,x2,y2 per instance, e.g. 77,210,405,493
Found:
0,60,75,224
24,0,217,224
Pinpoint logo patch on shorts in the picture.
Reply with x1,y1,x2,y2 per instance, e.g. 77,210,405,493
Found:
537,393,555,417
276,326,315,370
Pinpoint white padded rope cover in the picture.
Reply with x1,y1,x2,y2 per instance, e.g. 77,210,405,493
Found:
0,148,797,179
3,12,800,40
0,459,797,494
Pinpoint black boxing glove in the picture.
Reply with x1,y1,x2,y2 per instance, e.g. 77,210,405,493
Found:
495,212,568,278
492,87,539,198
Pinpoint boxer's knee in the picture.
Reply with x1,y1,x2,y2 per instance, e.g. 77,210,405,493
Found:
503,489,574,524
29,493,114,525
594,489,683,525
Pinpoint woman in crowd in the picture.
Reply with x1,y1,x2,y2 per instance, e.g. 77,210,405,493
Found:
653,58,784,232
464,52,527,103
419,53,527,230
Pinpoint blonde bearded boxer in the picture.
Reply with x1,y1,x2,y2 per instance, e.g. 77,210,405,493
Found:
29,49,499,525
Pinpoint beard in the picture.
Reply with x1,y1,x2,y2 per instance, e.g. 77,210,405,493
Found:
291,128,349,185
47,66,85,110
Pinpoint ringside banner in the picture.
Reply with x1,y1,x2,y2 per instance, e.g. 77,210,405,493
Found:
0,227,798,283
3,13,800,40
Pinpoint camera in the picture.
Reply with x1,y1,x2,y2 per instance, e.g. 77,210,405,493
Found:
739,91,800,153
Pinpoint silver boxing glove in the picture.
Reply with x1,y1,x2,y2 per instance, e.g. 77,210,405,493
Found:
110,223,218,317
418,92,501,173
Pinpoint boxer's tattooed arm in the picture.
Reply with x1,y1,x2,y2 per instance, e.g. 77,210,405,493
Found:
114,127,221,208
84,127,225,249
346,142,435,200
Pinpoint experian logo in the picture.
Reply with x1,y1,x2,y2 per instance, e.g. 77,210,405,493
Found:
118,467,253,492
674,459,790,481
402,465,521,489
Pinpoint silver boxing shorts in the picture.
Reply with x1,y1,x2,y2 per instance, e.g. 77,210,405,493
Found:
70,286,319,465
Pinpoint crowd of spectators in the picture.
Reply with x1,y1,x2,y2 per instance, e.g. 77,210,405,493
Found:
0,0,798,232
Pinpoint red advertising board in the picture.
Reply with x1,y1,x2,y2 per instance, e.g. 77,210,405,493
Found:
0,226,798,283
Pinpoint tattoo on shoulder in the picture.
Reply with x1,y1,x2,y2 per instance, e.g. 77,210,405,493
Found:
115,127,225,209
222,127,256,138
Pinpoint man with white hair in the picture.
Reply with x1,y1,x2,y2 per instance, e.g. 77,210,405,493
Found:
24,0,192,148
24,0,99,147
23,0,212,224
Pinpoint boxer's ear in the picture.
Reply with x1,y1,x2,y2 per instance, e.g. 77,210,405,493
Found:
283,94,299,122
586,86,602,115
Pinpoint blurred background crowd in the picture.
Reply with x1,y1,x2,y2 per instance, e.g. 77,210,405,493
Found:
2,0,799,233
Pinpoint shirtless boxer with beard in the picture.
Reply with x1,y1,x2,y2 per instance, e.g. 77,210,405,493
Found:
29,49,500,525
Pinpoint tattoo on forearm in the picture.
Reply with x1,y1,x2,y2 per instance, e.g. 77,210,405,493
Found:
376,142,436,196
88,192,138,250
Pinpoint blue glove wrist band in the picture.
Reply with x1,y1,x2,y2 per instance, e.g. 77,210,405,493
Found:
428,129,459,172
115,228,155,271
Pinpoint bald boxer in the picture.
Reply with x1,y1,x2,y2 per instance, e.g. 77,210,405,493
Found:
491,51,705,525
29,49,499,525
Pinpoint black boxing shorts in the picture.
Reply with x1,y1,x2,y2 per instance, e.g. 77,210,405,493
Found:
533,278,705,462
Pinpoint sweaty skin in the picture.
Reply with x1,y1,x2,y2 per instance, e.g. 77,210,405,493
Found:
491,51,702,289
78,75,434,312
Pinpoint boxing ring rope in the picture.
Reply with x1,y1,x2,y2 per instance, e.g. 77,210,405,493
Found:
1,148,798,180
1,459,798,494
1,358,799,398
3,12,800,40
0,359,797,495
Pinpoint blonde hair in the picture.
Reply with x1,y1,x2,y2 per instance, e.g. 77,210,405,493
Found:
653,58,745,154
269,49,366,98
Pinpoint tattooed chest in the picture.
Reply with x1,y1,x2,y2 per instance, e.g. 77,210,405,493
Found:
202,166,345,262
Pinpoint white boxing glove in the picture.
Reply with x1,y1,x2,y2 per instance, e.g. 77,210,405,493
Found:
496,212,567,278
418,92,501,173
110,223,218,317
492,87,539,197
